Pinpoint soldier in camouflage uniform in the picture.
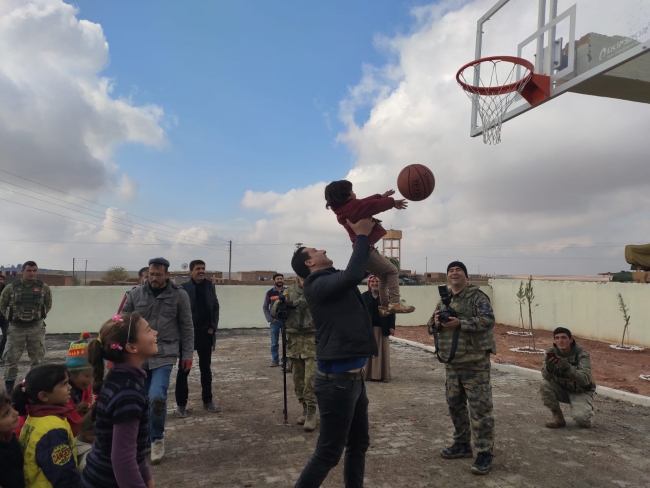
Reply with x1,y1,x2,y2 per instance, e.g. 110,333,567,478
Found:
0,261,52,393
271,277,317,431
541,327,595,429
428,261,496,475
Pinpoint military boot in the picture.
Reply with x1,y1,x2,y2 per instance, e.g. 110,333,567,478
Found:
545,409,566,428
575,419,592,428
303,405,317,432
440,442,473,459
297,403,307,425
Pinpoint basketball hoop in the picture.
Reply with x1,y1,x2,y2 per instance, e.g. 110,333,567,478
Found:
457,56,551,144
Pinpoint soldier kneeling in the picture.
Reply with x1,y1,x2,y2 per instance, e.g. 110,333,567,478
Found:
541,327,596,429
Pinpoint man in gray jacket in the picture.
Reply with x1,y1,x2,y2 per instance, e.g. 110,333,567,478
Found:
121,257,194,464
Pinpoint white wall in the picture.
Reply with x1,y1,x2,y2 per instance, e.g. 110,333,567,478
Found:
45,282,648,347
394,285,493,326
44,284,492,334
490,279,650,347
47,286,134,334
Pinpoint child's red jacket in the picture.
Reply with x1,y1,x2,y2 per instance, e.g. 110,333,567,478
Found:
331,194,395,245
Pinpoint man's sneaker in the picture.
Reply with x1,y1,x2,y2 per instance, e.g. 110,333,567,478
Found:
150,439,165,464
387,300,416,314
440,442,473,459
471,452,493,475
203,402,220,413
270,361,280,367
175,406,188,418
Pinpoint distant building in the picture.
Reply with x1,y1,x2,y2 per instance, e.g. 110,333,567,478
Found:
381,230,402,263
169,271,224,285
423,272,447,282
237,271,277,282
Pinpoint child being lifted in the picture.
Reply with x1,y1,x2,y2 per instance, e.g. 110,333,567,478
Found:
325,179,415,316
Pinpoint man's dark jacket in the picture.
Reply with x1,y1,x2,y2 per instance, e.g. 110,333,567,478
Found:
181,278,219,350
303,235,378,361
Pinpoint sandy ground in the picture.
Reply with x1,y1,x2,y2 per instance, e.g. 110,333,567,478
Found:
395,323,650,397
8,330,650,488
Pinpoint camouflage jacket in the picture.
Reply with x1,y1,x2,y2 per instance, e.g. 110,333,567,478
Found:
428,285,496,367
541,342,595,392
0,280,52,325
271,282,315,334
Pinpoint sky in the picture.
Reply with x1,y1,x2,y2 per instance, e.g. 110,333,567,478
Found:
0,0,649,277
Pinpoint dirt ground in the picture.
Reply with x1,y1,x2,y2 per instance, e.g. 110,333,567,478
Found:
9,329,650,487
396,323,650,397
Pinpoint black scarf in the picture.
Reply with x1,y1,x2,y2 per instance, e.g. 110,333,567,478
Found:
362,291,395,336
193,279,211,327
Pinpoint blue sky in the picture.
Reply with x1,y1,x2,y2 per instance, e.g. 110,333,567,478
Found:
73,0,431,224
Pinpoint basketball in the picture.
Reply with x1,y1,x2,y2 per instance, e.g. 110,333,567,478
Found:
397,164,435,201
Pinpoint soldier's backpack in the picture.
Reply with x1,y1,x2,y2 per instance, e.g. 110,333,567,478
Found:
9,279,46,323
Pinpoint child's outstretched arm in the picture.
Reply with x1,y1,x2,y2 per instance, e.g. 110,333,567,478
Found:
347,193,407,222
34,428,81,487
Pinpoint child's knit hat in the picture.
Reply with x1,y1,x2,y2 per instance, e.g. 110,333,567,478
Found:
66,332,92,372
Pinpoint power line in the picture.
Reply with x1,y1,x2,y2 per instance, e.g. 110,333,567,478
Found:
0,182,230,248
0,168,231,244
0,197,231,252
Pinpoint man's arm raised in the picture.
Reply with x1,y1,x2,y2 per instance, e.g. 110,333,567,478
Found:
306,218,375,300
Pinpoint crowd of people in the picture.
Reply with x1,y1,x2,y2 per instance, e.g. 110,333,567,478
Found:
0,221,597,487
0,258,220,487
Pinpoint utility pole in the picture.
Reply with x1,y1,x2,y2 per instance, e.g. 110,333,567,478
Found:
426,257,428,274
228,240,232,285
72,258,75,285
84,260,88,286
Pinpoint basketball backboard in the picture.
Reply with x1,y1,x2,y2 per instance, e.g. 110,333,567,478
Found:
468,0,650,137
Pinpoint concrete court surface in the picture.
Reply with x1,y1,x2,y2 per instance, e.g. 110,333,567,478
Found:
9,329,650,488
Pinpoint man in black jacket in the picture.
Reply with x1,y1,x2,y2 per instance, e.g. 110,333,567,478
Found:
291,217,378,488
175,260,220,417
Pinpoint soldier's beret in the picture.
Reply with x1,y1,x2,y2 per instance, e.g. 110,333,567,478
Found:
149,257,170,267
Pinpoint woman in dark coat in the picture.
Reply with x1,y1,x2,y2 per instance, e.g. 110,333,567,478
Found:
362,275,395,382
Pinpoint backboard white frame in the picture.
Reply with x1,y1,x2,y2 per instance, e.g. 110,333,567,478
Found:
470,0,650,137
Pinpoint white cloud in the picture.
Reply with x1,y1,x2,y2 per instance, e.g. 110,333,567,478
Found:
0,0,180,269
0,0,166,196
241,0,650,276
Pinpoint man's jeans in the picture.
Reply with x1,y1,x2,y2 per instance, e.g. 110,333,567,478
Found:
295,373,370,488
270,320,282,364
144,364,174,442
175,347,213,406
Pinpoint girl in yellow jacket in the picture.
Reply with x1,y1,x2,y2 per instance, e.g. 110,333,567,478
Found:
12,364,81,488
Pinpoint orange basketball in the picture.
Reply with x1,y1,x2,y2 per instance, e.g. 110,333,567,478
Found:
397,164,435,201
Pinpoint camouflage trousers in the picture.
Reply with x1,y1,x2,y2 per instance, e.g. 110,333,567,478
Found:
445,366,494,453
2,322,46,382
540,379,594,424
287,332,316,407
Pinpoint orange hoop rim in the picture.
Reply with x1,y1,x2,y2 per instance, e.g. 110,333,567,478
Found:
456,56,534,96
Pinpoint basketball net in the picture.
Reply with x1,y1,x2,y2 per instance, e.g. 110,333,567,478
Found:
457,59,532,145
